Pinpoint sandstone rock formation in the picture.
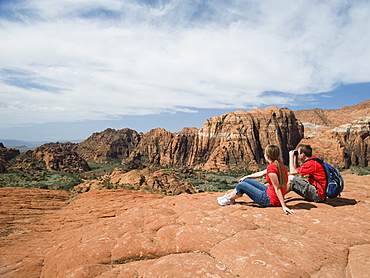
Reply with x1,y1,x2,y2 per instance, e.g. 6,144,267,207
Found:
1,174,369,277
74,166,198,195
128,107,303,171
299,117,370,168
0,143,20,173
295,99,370,129
32,146,91,173
74,128,141,164
4,101,368,175
73,107,304,172
0,157,7,173
11,150,46,173
295,100,370,168
198,107,303,171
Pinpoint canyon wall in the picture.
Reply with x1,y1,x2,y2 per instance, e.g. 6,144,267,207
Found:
295,100,370,168
71,101,369,170
2,100,369,172
73,106,304,171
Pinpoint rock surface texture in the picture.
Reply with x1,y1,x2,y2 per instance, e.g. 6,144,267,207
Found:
1,174,370,278
295,100,370,168
71,106,304,171
74,128,141,164
0,143,20,173
74,167,198,195
32,146,91,173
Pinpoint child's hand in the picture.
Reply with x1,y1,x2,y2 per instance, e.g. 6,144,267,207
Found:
283,207,296,215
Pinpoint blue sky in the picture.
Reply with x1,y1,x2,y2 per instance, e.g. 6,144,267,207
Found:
0,0,369,142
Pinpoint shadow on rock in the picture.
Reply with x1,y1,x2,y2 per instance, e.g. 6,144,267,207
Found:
324,197,357,207
290,202,318,210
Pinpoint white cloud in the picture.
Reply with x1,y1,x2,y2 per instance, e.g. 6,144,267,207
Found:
1,0,370,127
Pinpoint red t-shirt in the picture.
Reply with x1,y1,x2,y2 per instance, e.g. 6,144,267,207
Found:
265,160,288,206
296,156,327,200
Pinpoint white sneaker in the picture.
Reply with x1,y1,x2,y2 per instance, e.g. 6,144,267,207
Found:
217,195,236,206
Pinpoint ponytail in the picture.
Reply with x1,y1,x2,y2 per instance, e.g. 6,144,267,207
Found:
265,145,287,188
274,160,287,188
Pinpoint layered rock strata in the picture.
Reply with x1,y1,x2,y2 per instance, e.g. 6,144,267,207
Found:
295,100,370,168
73,107,304,171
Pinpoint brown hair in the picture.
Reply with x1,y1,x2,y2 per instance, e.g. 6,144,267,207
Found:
298,144,312,157
265,145,286,187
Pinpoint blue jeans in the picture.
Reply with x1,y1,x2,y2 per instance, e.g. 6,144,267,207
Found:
236,179,272,207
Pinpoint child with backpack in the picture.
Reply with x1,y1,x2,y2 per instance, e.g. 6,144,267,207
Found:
287,144,343,202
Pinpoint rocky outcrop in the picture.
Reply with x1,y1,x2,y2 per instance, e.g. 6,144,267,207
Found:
295,100,370,168
1,174,369,277
198,107,303,171
0,143,20,161
337,118,370,167
32,146,91,173
74,166,198,195
76,107,304,171
0,144,90,174
0,143,20,173
300,117,370,168
12,150,46,173
0,157,6,173
295,99,370,130
130,107,304,171
126,127,201,169
74,128,141,164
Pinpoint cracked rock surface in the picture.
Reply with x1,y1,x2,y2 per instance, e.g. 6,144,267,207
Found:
1,174,370,277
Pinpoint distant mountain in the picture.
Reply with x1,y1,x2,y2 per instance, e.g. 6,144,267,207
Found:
0,139,83,152
0,140,47,150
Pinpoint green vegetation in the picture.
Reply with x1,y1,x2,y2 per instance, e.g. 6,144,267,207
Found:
349,165,370,176
0,162,121,191
0,171,83,191
2,161,369,193
169,169,255,192
83,162,122,179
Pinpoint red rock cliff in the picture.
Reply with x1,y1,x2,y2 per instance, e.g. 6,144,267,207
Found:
75,128,141,164
295,100,370,168
76,107,304,171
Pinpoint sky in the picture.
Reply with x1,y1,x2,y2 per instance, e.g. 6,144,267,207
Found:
0,0,370,143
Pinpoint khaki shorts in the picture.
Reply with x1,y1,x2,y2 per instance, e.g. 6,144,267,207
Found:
290,176,324,202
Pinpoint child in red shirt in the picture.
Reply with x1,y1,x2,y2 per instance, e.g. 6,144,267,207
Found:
217,145,295,215
288,144,327,202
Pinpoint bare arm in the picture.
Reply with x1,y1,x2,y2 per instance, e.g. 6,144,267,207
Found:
268,172,296,215
289,150,299,175
239,169,267,182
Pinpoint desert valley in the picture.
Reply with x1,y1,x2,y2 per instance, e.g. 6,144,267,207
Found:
1,100,369,277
